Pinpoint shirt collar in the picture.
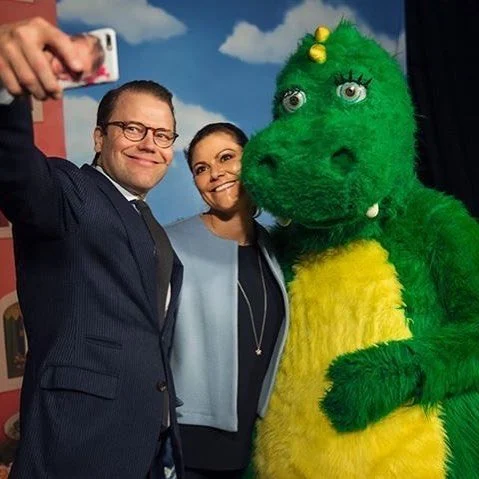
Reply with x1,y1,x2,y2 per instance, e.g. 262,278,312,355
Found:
94,165,144,202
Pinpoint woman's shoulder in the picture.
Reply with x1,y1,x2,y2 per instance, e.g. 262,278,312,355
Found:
165,214,202,236
165,214,216,255
164,216,203,253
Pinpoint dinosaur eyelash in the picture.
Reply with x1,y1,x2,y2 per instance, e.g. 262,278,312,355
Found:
334,70,372,87
274,86,301,104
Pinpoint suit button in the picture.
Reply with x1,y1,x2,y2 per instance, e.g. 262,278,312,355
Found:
157,381,167,392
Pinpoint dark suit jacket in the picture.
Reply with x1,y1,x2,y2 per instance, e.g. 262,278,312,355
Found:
0,98,184,478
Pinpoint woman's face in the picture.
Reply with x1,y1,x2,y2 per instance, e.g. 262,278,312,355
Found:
191,131,247,215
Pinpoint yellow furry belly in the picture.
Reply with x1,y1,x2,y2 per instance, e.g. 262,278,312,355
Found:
256,240,447,478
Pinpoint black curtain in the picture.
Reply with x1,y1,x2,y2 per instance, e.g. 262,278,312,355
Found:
405,0,479,218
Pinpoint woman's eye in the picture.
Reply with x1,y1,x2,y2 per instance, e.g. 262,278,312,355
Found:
336,82,367,103
194,166,206,175
221,154,233,162
282,89,307,113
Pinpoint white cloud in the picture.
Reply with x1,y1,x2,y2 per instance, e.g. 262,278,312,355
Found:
219,0,353,64
62,93,230,167
57,0,187,45
219,0,402,66
387,28,406,72
173,97,229,153
63,94,98,167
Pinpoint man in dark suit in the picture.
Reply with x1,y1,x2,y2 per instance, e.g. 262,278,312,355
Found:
0,18,184,478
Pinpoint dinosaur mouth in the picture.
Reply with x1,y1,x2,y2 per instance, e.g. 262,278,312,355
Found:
275,211,355,229
292,201,379,229
301,215,357,229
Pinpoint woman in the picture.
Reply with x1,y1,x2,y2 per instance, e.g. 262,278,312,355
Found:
166,123,289,479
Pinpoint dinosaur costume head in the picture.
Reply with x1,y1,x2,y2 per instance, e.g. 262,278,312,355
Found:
242,21,415,230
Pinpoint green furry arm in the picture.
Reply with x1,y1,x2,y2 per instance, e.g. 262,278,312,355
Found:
321,340,420,432
322,196,479,432
321,321,479,433
406,198,479,405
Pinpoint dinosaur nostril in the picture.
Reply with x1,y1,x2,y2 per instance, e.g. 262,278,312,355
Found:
258,155,278,170
331,148,356,175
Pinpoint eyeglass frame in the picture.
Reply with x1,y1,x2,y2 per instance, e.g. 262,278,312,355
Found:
102,121,179,148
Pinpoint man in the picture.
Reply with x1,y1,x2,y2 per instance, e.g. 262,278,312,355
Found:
0,17,184,478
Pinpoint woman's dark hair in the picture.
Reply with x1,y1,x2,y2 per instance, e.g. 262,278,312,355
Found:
184,122,248,170
93,80,176,164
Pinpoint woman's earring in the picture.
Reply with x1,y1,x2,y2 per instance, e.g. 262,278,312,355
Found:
276,217,292,227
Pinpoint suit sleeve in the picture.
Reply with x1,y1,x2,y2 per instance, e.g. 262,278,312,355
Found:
0,96,79,236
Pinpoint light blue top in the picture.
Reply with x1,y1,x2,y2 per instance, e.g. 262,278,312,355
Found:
165,214,289,432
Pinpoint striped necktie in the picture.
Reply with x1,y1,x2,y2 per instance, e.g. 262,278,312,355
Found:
132,199,173,433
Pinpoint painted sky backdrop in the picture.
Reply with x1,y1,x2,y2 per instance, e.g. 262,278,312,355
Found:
58,0,405,225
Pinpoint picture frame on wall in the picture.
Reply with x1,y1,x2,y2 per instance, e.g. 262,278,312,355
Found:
0,291,26,393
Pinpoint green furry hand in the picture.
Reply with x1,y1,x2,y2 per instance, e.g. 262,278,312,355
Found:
320,341,421,432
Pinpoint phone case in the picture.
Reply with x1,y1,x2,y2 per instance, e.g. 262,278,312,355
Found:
60,27,120,90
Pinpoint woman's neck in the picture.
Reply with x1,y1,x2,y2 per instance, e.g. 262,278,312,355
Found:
202,208,255,246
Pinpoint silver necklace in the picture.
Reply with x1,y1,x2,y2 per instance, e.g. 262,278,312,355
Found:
238,251,268,356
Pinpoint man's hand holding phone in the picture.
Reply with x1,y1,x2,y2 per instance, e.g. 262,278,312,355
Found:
0,17,83,100
0,18,119,101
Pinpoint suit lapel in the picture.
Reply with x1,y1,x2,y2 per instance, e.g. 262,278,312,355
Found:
81,166,158,328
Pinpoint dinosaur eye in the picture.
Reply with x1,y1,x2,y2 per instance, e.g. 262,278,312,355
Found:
282,89,307,113
336,82,367,103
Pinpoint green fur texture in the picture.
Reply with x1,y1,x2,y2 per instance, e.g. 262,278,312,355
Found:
241,20,479,478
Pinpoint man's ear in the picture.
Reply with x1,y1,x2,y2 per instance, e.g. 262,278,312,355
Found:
93,126,104,154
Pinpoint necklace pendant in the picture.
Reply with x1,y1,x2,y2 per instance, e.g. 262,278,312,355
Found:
255,348,262,356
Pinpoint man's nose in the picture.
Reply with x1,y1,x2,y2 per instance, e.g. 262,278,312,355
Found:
137,130,157,150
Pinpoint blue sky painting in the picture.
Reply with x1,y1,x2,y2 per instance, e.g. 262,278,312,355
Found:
58,0,405,224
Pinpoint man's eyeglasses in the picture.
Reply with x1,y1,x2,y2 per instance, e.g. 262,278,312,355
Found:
103,121,179,148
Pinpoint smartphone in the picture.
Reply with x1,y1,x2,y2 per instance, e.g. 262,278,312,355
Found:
58,28,120,90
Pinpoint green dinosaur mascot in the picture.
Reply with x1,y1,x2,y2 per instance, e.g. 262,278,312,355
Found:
241,21,479,478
